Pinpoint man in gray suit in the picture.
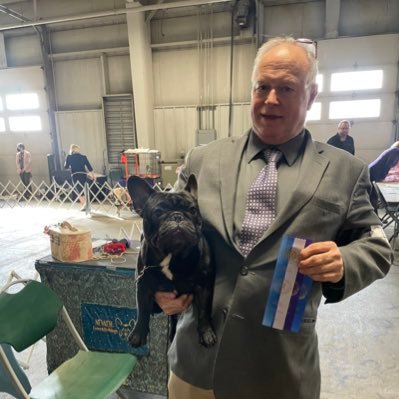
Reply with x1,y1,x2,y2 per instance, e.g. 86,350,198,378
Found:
156,37,392,399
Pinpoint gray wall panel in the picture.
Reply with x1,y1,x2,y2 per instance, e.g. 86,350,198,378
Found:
263,1,325,39
107,55,132,95
50,24,128,54
56,110,107,174
5,34,42,67
54,58,103,109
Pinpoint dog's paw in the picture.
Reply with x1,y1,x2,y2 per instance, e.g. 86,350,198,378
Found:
199,327,217,348
128,331,147,348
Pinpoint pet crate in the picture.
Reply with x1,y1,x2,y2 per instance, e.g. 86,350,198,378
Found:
123,149,161,179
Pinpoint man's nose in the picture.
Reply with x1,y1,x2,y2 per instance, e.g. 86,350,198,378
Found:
265,88,279,104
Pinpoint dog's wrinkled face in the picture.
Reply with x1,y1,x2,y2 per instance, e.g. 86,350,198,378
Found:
143,191,201,256
128,175,202,257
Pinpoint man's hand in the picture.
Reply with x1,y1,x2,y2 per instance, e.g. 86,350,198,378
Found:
154,291,193,315
298,241,344,283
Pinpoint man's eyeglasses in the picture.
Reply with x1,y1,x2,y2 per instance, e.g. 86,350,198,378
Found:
295,38,318,59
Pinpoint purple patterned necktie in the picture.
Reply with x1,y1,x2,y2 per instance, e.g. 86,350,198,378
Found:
239,149,282,256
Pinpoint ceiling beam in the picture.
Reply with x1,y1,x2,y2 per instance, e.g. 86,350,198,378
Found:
0,0,26,4
0,0,231,31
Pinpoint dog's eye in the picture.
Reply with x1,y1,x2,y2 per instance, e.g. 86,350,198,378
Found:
153,209,163,218
190,207,197,215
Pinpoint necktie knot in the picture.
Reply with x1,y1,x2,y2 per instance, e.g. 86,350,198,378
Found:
264,148,282,164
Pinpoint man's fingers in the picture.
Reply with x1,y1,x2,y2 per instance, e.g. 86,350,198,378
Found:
298,241,344,283
154,292,193,315
179,294,193,308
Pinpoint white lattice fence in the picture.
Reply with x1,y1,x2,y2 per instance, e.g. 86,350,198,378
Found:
0,179,139,219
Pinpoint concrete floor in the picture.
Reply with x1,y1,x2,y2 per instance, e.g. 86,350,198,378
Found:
0,204,398,398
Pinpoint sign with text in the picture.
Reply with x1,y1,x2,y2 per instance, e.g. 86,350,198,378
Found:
81,303,149,356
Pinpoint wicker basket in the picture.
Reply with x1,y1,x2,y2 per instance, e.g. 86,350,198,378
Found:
48,221,92,262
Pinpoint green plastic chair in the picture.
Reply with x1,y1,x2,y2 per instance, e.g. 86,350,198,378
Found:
0,279,137,399
0,343,31,398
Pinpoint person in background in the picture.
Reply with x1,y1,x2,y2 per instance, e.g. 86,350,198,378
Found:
15,143,32,199
368,141,399,209
64,144,95,209
155,36,392,399
369,141,399,182
326,120,355,155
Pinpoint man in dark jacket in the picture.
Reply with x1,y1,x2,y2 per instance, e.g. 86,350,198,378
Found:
327,120,355,155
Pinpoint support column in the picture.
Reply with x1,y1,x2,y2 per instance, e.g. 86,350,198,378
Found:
325,0,341,39
38,26,61,172
126,7,155,149
0,32,7,67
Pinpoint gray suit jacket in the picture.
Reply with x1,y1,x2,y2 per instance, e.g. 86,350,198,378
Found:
168,130,391,399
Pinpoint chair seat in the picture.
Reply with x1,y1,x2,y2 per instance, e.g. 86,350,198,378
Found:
30,350,136,399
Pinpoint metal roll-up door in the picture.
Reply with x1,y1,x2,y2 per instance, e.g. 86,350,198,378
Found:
103,95,137,164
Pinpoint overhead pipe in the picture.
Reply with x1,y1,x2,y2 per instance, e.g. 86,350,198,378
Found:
0,4,30,22
0,0,231,31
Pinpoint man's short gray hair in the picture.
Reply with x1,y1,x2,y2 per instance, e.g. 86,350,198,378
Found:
338,120,351,128
251,36,318,87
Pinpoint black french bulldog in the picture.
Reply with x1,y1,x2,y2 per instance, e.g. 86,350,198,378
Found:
127,174,217,349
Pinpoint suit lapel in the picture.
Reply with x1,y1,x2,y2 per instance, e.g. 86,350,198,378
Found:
220,133,249,248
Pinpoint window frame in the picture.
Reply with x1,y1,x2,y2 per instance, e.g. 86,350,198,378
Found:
0,91,45,134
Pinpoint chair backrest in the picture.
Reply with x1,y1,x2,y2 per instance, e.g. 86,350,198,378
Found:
0,281,63,352
0,343,31,398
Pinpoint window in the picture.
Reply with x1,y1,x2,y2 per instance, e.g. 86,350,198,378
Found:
0,92,42,133
329,99,381,119
6,93,40,110
330,70,383,91
306,102,321,121
9,116,42,131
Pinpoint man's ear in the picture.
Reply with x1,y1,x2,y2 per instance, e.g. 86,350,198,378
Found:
184,174,198,200
127,175,155,216
307,83,318,111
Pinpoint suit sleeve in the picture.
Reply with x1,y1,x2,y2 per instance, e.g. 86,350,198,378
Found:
174,149,194,191
323,164,392,303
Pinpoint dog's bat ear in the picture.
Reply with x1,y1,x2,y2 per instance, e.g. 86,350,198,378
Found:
184,174,198,200
127,175,155,215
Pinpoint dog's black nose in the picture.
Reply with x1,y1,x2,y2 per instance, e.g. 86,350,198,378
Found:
171,212,184,223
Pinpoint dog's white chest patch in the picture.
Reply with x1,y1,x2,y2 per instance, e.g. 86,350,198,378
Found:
160,253,173,280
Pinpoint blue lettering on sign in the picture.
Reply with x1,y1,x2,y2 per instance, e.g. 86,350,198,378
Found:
81,303,149,356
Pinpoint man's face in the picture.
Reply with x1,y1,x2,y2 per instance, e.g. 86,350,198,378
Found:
250,44,318,145
338,122,350,139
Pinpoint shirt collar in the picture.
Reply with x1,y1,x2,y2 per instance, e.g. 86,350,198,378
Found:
246,129,306,166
